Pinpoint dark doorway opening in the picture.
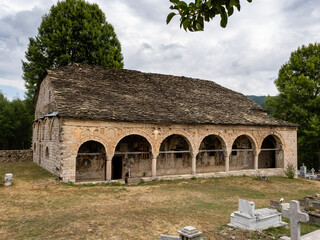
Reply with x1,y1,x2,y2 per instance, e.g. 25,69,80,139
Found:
112,156,123,180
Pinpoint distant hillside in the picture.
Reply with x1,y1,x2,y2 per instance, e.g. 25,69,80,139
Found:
247,95,267,109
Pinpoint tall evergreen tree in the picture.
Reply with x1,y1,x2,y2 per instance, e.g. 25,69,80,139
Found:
0,93,33,149
265,43,320,169
22,0,123,101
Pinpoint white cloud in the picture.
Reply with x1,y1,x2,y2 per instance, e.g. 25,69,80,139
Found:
1,0,320,99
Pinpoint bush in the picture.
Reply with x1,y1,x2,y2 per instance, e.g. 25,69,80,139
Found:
285,164,295,179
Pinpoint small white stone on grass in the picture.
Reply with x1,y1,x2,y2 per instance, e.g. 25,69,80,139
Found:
4,173,13,186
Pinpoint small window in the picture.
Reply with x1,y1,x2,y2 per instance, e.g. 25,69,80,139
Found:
232,151,237,156
34,143,37,152
175,153,183,158
45,147,49,159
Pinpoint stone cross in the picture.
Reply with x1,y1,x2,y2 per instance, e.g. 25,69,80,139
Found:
4,173,13,186
311,168,315,176
282,200,309,240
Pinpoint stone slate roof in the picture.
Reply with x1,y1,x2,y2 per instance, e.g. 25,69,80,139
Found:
42,63,297,127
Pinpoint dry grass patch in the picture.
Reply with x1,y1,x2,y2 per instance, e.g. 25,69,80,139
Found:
0,162,319,240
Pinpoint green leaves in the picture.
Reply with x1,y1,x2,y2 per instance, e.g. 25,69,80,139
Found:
167,0,253,31
166,12,176,24
266,43,320,169
23,0,124,102
0,94,33,150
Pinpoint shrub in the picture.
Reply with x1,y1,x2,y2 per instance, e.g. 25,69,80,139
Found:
285,164,295,179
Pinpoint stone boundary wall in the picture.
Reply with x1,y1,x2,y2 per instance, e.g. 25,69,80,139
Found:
0,150,33,163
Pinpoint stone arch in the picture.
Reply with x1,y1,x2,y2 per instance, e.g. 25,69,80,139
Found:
42,118,48,140
73,135,108,156
259,134,284,169
259,131,286,150
156,130,195,153
230,134,255,170
37,120,42,141
197,133,228,151
231,132,258,152
111,130,154,155
112,134,153,180
76,140,106,182
49,118,55,140
157,134,193,176
196,134,227,173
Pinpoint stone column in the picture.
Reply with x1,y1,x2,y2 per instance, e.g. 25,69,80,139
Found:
106,153,113,181
225,150,230,172
254,149,260,170
152,152,159,178
191,152,198,175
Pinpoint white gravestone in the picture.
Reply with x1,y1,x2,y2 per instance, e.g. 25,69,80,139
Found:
280,200,309,240
311,168,315,176
4,173,13,186
160,235,179,240
160,226,202,240
300,164,307,177
229,199,287,230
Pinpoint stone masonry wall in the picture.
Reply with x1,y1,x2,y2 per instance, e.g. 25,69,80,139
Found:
57,119,297,182
33,116,61,175
35,76,56,119
0,150,33,162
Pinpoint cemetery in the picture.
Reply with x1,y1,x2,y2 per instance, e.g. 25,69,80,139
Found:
1,1,320,240
1,161,320,239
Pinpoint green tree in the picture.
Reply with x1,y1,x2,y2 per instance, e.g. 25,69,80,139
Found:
167,0,252,31
265,43,320,170
0,93,33,150
22,0,123,101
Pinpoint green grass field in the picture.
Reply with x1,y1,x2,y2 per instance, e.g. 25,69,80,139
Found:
0,162,319,240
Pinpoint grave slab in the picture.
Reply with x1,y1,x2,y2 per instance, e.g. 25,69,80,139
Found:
229,199,287,230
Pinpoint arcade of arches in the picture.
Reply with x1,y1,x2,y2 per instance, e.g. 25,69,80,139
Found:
33,119,297,182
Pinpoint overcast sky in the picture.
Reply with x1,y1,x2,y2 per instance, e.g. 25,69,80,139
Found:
0,0,319,100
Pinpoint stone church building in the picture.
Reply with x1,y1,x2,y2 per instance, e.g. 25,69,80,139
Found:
32,64,298,183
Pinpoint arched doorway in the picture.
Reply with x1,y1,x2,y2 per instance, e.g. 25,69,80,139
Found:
230,135,255,170
76,141,106,182
113,135,151,180
259,135,283,168
197,135,225,173
157,134,191,176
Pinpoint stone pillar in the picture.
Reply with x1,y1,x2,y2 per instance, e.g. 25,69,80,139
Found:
106,153,113,181
191,152,198,175
152,152,159,178
254,153,259,170
225,150,230,172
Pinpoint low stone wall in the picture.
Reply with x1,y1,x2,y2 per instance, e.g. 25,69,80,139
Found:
0,150,33,163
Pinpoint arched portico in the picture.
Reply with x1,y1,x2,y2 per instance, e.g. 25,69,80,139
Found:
259,135,284,168
157,134,192,176
112,134,152,180
230,135,255,170
76,140,106,182
197,134,226,173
